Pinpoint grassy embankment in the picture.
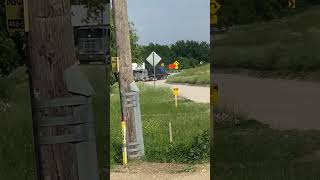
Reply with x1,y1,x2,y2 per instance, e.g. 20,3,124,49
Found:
110,82,210,164
213,105,320,180
0,66,210,179
166,64,210,85
213,5,320,79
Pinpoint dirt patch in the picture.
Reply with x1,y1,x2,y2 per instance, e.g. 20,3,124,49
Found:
110,162,210,180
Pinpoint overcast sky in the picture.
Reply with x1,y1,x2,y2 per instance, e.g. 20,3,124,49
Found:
126,0,209,45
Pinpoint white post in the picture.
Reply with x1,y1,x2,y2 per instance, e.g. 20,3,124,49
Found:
175,95,178,108
169,122,173,143
153,52,155,86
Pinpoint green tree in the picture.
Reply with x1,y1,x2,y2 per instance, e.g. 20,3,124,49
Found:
218,0,320,27
141,43,174,65
129,22,143,64
110,10,143,64
171,40,209,63
0,32,19,77
140,40,209,69
109,9,143,85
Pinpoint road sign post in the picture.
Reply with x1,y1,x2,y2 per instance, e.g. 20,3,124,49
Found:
153,52,155,86
173,87,179,108
146,51,162,86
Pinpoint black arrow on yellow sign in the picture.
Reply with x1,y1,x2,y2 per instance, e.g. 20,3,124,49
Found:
289,0,296,8
211,0,221,15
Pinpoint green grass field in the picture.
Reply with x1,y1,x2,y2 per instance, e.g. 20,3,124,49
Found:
213,5,320,75
213,106,320,180
110,83,210,164
166,64,210,85
0,66,209,179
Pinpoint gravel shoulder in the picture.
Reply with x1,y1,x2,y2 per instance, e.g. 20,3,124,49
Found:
215,73,320,130
144,80,210,103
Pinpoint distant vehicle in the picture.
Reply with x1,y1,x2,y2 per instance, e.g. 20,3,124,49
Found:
74,26,107,64
71,4,109,64
148,67,169,80
133,69,149,82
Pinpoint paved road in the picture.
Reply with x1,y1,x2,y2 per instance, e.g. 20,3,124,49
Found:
215,73,320,130
144,80,210,103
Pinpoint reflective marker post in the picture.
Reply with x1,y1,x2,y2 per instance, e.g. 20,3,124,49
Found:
175,95,178,108
169,122,173,143
121,120,128,165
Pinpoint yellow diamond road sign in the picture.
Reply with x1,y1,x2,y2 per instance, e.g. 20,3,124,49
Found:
6,0,27,31
173,60,179,70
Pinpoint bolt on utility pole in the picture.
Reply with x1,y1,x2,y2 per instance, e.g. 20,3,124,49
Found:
26,0,99,179
112,0,142,160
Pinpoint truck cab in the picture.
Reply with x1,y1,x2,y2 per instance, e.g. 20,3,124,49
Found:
71,4,109,64
74,26,107,63
148,67,169,80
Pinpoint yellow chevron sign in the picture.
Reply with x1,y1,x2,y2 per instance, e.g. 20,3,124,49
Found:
289,0,296,8
210,0,221,25
211,84,219,106
211,0,221,15
211,15,218,25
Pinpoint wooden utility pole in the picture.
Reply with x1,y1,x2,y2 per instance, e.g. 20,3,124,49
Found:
210,0,217,177
26,0,99,179
112,0,137,159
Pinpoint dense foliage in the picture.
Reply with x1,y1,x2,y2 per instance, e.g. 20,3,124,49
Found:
109,9,143,64
217,0,320,27
141,40,210,69
213,4,320,74
0,32,20,77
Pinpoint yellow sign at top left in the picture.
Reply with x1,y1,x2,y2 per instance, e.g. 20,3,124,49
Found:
6,0,27,32
211,0,221,15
